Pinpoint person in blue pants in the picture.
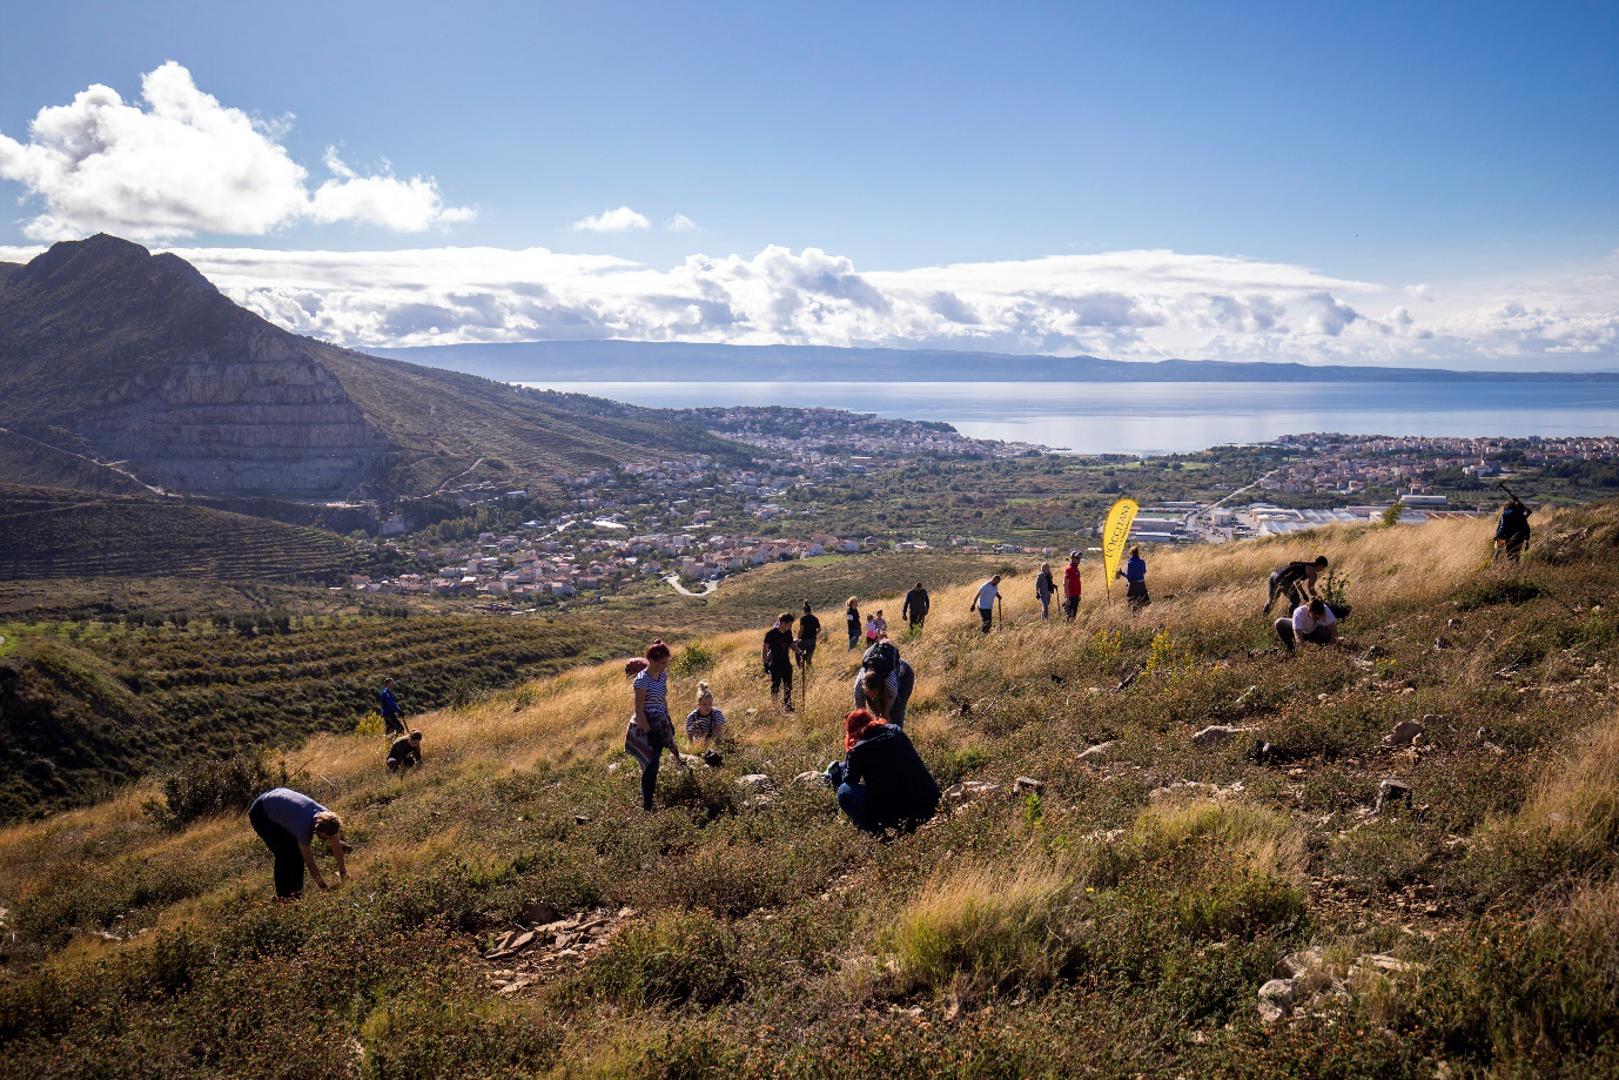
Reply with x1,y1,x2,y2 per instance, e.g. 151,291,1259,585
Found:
826,709,939,836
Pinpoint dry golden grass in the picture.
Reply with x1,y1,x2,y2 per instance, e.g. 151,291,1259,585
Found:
0,513,1499,918
1495,705,1619,861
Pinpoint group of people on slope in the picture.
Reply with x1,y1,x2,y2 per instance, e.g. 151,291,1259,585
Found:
622,623,935,836
846,585,931,651
1265,555,1342,653
974,546,1151,633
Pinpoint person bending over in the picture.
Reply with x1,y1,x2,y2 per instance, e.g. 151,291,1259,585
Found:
386,730,423,772
1276,597,1338,653
685,680,727,766
624,640,686,811
248,787,347,900
1266,555,1328,615
826,709,940,837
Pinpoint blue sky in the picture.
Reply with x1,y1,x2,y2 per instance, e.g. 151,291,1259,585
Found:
2,1,1616,368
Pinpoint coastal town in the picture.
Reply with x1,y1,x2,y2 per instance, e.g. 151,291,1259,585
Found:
340,426,1619,606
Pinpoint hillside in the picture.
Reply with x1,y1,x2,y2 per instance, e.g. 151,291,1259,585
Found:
0,484,357,581
3,507,1618,1076
0,236,746,500
0,612,641,821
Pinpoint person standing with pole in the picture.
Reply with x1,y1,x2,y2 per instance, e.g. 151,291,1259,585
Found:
971,575,1003,634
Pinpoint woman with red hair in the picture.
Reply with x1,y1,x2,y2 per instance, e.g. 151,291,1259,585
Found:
624,639,684,810
824,708,939,836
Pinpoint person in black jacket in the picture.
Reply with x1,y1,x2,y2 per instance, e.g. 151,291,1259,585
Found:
1494,499,1532,562
902,582,930,633
1265,555,1328,615
797,601,821,668
386,730,423,772
845,597,861,650
826,709,939,836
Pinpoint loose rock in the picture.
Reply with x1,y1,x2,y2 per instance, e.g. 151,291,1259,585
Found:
1193,725,1252,748
736,773,775,793
1375,779,1413,812
1013,776,1044,793
1387,720,1424,746
1077,741,1116,762
1257,978,1295,1023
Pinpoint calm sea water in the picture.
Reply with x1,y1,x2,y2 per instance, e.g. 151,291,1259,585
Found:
523,380,1619,455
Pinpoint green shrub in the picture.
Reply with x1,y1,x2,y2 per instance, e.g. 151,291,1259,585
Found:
670,641,716,677
143,749,285,827
587,910,747,1009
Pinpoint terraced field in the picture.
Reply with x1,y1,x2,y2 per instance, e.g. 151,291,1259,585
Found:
0,613,640,820
0,485,356,581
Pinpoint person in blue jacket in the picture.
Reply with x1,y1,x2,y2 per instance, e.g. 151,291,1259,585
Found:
1117,547,1150,612
825,709,939,836
378,677,404,735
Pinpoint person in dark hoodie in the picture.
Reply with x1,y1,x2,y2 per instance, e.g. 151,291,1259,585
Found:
902,582,930,633
1495,498,1532,562
826,709,939,836
386,729,423,772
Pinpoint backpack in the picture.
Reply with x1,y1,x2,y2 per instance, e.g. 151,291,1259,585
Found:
861,641,899,678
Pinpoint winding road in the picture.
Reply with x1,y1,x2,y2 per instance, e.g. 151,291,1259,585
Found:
663,574,717,597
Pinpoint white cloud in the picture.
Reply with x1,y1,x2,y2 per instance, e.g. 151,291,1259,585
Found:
664,213,699,232
0,62,472,240
572,206,651,232
5,234,1614,370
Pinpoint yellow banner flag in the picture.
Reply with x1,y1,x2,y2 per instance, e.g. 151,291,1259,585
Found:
1101,497,1139,592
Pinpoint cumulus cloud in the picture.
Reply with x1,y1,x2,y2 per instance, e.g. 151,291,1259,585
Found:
4,235,1613,370
0,62,472,240
664,213,699,232
572,206,651,232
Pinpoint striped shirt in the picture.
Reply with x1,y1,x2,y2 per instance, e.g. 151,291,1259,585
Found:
632,669,669,718
685,707,727,739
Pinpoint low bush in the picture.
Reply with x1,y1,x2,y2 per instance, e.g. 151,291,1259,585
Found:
143,748,286,827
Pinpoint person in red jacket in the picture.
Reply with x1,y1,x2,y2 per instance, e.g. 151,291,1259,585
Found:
1062,550,1083,621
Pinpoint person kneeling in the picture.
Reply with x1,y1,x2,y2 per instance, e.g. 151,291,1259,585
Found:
1276,598,1338,654
825,709,939,837
387,729,424,772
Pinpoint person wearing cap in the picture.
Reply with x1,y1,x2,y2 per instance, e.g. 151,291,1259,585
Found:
1062,551,1083,621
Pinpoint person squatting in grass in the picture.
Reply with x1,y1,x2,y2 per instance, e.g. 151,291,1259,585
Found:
1275,597,1339,653
247,787,347,899
825,708,940,837
379,676,404,736
903,581,930,634
853,635,915,727
972,574,1003,633
624,639,687,811
764,612,801,711
1063,550,1084,621
845,596,861,650
1265,555,1328,615
797,600,821,668
1035,561,1056,619
1119,546,1150,611
386,729,423,772
685,680,727,767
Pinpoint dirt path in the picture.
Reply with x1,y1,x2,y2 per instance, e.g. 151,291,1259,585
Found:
0,425,170,497
663,573,717,597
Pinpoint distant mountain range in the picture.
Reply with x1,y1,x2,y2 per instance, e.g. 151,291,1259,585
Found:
0,236,745,500
375,339,1619,384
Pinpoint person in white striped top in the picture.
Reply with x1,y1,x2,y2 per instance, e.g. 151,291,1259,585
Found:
684,680,727,765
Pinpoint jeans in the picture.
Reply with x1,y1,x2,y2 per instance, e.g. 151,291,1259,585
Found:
249,802,305,897
1276,619,1333,652
1063,596,1080,621
978,607,993,633
847,626,860,649
769,661,793,706
383,712,404,736
836,783,882,835
640,724,670,810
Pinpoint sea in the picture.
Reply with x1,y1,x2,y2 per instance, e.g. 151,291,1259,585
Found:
521,380,1619,456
